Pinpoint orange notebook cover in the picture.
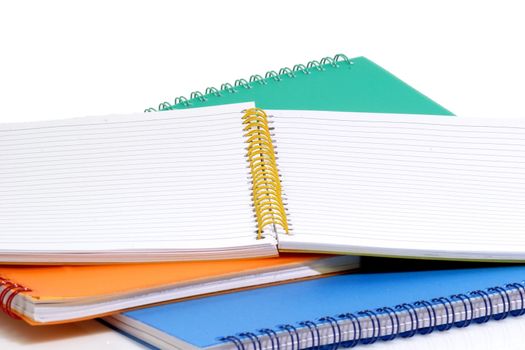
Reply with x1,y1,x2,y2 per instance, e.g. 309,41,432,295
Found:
0,254,359,325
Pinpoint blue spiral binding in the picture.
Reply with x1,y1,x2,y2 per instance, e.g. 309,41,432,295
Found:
280,324,300,350
451,294,474,327
240,332,262,350
299,321,320,349
219,281,525,350
376,307,399,341
220,335,246,350
507,283,525,317
357,310,380,345
337,313,360,348
489,286,511,320
318,316,341,350
145,54,353,112
396,303,419,338
259,328,280,350
432,297,455,331
414,300,437,334
472,290,495,324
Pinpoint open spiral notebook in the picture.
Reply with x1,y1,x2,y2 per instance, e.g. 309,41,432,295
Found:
0,54,455,264
1,101,525,263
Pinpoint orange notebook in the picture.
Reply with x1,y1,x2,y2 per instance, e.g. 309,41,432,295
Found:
0,254,358,325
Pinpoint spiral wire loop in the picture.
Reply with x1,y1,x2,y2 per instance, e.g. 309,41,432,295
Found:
221,83,237,94
413,300,437,334
357,310,380,344
318,316,342,350
265,71,281,82
145,54,353,112
488,286,511,320
507,283,525,317
259,329,281,350
469,290,492,324
306,60,323,71
450,294,474,327
376,307,399,341
338,313,361,348
219,336,246,350
0,277,31,319
205,87,222,96
219,281,525,350
249,75,267,85
298,320,320,349
396,303,419,338
190,91,207,102
235,79,252,89
278,67,295,78
239,332,263,350
279,325,300,350
292,64,309,75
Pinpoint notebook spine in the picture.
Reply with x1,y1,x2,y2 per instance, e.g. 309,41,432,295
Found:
219,281,525,349
0,276,31,319
145,54,354,112
242,108,289,239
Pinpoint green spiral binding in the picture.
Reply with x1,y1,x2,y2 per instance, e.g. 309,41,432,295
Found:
249,74,266,85
146,54,353,112
265,70,281,81
205,87,221,97
189,91,206,102
234,78,251,89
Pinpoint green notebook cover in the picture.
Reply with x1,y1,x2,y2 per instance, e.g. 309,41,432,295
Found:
148,55,453,116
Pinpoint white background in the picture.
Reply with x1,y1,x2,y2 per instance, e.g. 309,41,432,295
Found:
1,0,525,122
1,0,525,349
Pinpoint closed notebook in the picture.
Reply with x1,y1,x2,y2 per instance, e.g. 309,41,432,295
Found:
105,265,525,350
1,102,525,262
0,254,358,324
149,54,453,115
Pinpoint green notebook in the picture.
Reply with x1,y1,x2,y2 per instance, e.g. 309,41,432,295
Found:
148,54,453,116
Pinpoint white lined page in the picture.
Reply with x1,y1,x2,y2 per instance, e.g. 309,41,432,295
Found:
0,102,276,262
271,110,525,260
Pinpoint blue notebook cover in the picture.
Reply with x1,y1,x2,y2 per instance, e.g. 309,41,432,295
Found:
108,265,525,349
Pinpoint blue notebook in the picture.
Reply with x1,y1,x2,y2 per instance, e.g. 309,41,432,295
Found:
105,266,525,349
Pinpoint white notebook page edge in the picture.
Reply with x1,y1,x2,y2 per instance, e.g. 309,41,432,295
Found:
0,102,279,261
268,109,525,260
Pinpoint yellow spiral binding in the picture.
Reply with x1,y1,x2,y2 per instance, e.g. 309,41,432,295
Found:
242,108,289,239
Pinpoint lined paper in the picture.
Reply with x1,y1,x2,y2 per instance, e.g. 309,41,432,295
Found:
272,110,525,260
0,103,275,262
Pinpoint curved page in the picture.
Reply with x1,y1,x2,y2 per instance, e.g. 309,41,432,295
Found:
272,110,525,260
0,102,275,262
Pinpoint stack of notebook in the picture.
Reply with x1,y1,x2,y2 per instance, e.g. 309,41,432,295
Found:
2,55,525,349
